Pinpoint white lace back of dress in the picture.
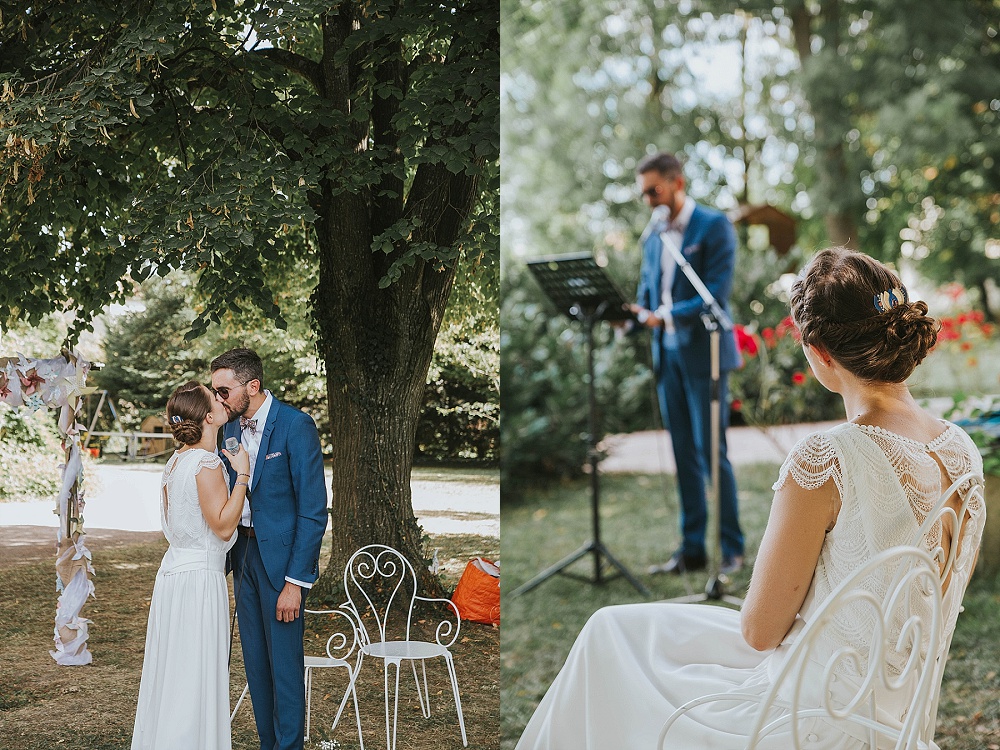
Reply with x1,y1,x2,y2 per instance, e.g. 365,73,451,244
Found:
160,449,229,551
772,422,984,678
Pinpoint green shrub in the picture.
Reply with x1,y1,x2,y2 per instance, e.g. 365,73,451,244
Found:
729,317,843,426
0,405,64,501
416,317,499,464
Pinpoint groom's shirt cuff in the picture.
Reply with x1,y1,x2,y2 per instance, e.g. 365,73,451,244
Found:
286,576,312,589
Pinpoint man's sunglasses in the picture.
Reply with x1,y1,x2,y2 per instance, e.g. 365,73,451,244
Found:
210,380,252,400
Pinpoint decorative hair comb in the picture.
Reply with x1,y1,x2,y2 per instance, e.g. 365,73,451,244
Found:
170,415,182,424
874,285,908,313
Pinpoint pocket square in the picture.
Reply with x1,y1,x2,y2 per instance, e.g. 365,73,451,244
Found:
265,451,282,460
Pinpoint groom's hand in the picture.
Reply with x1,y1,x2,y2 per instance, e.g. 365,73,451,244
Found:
276,582,302,622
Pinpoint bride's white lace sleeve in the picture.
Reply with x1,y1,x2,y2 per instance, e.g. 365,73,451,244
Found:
771,431,844,497
193,451,223,474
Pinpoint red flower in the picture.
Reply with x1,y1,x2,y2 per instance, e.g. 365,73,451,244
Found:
960,342,973,351
939,328,960,341
792,371,807,386
731,399,743,411
734,325,759,356
761,327,776,348
940,317,955,329
970,310,985,324
981,324,995,337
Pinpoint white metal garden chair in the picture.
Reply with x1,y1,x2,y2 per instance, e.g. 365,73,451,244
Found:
342,544,468,750
658,470,983,750
231,607,364,749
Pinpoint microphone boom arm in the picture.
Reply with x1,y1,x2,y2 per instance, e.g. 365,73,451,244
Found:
657,229,733,331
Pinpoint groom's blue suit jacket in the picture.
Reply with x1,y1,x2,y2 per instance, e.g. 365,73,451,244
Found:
636,202,742,377
223,398,327,592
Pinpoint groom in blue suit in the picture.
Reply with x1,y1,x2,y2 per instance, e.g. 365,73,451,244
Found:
629,152,745,576
211,348,327,750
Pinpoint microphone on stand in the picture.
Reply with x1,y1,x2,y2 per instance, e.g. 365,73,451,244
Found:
640,205,671,242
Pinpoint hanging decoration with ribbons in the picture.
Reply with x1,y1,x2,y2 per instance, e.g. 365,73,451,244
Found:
0,351,98,665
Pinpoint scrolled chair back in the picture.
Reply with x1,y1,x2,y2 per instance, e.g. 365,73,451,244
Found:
746,545,943,750
341,543,461,650
342,544,418,647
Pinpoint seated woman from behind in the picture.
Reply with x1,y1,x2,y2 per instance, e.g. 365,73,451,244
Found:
515,246,985,750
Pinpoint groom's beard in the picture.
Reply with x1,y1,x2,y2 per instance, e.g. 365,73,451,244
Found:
225,392,252,422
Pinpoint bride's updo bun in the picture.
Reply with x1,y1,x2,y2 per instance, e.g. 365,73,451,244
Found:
166,381,213,446
790,247,938,384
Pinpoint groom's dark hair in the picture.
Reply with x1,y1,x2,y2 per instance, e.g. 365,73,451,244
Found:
211,347,265,387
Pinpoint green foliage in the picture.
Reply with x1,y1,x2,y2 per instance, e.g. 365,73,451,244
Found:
729,318,842,427
416,307,499,464
0,405,64,501
0,0,498,337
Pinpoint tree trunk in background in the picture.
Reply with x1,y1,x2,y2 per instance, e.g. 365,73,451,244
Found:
791,0,860,250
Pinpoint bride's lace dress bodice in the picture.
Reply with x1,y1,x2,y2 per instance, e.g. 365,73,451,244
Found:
161,449,236,552
773,420,985,677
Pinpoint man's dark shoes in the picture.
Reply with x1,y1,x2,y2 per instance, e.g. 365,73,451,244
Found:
648,551,707,575
720,555,744,576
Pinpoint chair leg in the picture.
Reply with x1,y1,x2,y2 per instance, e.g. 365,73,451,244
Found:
330,665,365,750
410,659,432,718
445,654,468,747
305,667,312,741
231,682,249,723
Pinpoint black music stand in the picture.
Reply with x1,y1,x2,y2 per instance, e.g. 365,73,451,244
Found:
510,252,651,598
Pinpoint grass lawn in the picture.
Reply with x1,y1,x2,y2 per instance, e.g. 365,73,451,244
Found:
500,467,1000,749
0,532,499,750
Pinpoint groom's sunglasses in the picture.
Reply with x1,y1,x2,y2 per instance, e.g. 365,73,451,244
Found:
210,380,252,400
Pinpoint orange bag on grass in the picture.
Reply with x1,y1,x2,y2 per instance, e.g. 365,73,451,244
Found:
451,557,500,626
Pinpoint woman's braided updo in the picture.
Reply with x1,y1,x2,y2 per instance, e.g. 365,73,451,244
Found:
166,381,213,445
789,247,938,383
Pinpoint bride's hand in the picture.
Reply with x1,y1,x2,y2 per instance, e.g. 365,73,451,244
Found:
228,444,251,476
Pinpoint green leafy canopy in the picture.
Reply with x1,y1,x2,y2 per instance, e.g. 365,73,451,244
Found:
0,0,499,340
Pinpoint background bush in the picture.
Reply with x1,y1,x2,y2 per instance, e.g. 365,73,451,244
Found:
0,405,64,501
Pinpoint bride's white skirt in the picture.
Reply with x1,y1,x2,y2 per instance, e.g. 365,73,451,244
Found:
132,547,232,750
515,602,921,750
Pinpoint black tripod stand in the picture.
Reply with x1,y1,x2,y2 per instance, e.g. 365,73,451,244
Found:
511,254,651,599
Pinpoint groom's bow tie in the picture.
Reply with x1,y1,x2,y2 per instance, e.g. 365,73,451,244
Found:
240,417,258,436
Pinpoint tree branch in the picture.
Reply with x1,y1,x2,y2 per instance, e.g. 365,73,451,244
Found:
250,47,323,94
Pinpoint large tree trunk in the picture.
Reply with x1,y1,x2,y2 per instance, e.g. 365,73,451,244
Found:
310,219,453,599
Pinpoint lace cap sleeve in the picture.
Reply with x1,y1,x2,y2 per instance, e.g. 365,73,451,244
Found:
193,449,223,475
772,431,844,496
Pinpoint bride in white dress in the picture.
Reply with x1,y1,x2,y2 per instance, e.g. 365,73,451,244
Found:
515,247,985,750
132,381,251,750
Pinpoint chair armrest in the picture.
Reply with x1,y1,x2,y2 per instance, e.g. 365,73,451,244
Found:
658,692,764,750
414,595,461,648
305,607,361,661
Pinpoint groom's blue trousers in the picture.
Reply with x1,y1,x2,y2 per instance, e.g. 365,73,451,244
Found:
232,533,306,750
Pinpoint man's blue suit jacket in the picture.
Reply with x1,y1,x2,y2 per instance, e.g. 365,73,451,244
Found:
223,399,327,592
636,202,742,378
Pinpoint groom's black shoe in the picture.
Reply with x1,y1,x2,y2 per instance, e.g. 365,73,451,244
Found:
648,550,707,575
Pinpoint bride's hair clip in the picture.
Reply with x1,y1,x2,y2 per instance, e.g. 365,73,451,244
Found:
874,285,908,313
170,415,182,424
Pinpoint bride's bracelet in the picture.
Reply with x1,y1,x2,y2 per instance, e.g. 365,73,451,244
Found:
237,473,250,479
235,481,249,489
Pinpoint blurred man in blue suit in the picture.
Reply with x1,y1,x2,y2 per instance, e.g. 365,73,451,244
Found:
212,348,327,750
629,152,745,576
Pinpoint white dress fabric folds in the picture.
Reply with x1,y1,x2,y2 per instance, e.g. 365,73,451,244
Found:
515,421,984,750
132,448,237,750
